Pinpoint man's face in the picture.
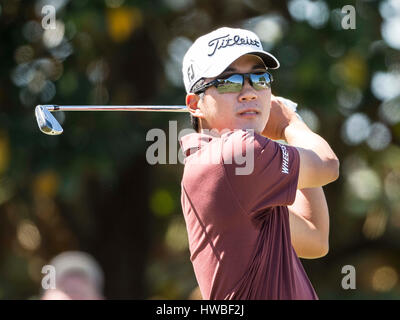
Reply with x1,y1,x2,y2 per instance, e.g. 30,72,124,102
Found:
195,54,272,134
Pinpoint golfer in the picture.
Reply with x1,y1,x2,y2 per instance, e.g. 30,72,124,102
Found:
179,27,339,300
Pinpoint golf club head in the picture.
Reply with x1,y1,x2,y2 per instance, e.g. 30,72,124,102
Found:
35,105,63,135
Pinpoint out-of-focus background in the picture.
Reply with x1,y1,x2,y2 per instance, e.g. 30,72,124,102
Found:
0,0,399,299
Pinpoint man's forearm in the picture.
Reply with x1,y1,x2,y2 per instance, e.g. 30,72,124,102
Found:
288,187,330,259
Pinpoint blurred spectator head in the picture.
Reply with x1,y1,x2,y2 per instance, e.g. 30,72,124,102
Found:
41,251,104,300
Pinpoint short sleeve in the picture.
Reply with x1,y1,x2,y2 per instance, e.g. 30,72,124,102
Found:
221,130,300,217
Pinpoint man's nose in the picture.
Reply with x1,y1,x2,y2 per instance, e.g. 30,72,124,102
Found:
238,79,257,102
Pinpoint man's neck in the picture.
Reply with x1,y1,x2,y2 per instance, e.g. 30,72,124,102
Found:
199,128,222,137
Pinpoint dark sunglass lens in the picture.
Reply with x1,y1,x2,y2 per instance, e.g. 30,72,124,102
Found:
251,73,272,90
216,74,243,93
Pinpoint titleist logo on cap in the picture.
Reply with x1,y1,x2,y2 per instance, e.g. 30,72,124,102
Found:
207,34,261,56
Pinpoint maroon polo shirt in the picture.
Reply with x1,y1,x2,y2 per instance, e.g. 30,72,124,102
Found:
179,129,318,300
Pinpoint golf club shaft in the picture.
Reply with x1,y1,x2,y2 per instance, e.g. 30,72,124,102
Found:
41,105,188,112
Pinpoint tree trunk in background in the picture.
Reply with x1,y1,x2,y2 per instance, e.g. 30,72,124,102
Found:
85,156,151,299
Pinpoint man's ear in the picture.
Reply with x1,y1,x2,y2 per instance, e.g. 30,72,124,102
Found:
186,93,205,118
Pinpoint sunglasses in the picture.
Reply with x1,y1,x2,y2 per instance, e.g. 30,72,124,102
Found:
194,71,273,94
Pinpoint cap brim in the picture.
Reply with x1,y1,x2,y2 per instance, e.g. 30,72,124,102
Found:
250,51,280,69
202,47,280,80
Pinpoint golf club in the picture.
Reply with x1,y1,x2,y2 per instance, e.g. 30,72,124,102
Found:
35,98,299,136
35,104,188,135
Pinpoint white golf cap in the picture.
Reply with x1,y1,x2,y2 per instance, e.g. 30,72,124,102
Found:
182,27,280,93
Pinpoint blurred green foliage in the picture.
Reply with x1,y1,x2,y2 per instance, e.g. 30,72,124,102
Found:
0,0,399,299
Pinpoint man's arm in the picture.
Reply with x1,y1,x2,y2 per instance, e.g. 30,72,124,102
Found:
263,95,337,258
284,120,339,189
263,95,340,189
288,187,329,259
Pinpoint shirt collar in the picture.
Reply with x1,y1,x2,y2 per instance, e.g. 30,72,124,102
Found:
179,133,214,157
